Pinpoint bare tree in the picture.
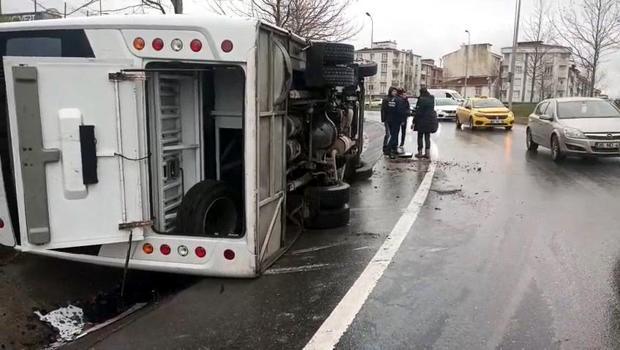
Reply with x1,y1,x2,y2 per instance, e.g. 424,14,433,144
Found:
523,0,556,102
207,0,358,41
555,0,620,96
141,0,183,14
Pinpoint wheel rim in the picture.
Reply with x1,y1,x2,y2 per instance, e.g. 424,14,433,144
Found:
552,137,559,158
201,196,237,236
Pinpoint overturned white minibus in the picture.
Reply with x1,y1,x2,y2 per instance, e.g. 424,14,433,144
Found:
0,14,376,277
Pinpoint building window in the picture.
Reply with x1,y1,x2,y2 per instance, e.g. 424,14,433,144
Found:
513,90,520,99
475,86,482,96
380,82,387,92
381,64,388,72
370,53,375,60
545,65,553,75
368,84,374,91
381,53,388,61
514,78,522,85
515,66,523,74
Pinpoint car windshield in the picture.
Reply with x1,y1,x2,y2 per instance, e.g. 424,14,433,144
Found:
436,98,459,106
557,100,620,119
473,98,505,108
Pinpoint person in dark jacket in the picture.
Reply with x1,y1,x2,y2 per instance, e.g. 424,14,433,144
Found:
413,87,437,159
398,89,411,148
385,89,410,158
381,87,398,155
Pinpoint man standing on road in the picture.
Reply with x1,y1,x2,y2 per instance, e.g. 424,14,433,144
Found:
381,87,398,155
413,87,437,159
385,88,409,159
398,88,411,150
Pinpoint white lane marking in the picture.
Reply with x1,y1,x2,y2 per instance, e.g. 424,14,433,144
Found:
304,148,438,350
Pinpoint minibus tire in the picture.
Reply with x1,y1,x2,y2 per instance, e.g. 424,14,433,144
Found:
321,66,356,87
189,183,240,237
305,205,350,229
306,182,351,210
308,42,355,65
357,63,378,78
176,180,219,234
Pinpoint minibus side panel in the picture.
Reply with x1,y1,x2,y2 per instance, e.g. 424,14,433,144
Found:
0,157,15,246
3,57,145,250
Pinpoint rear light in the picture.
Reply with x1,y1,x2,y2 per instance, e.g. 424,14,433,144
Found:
133,37,145,51
195,246,207,258
224,249,235,260
152,38,164,51
177,245,189,256
221,40,233,53
0,219,4,229
190,39,202,52
142,243,154,254
171,38,183,52
160,244,171,255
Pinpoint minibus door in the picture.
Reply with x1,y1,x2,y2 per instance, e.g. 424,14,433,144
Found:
3,57,146,250
256,31,292,270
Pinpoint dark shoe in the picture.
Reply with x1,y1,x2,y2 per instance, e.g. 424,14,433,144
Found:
423,152,431,159
389,153,397,160
415,152,423,158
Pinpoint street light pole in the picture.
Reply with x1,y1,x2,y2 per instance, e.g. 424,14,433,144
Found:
464,30,471,98
365,12,374,48
508,0,522,110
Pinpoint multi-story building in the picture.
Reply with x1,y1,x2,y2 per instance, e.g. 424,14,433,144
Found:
441,43,502,98
355,41,421,99
420,59,443,89
500,42,573,103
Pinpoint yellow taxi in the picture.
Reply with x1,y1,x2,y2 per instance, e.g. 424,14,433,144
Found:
456,97,515,131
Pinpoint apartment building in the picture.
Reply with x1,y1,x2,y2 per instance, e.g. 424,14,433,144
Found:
500,42,573,103
355,41,422,99
420,59,443,89
441,43,502,98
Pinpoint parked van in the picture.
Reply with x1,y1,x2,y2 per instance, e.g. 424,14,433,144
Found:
0,15,377,277
428,89,464,102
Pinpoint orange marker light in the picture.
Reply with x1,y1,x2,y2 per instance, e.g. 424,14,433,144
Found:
133,37,145,51
142,243,154,254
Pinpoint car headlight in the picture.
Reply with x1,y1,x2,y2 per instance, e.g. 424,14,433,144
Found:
563,127,585,139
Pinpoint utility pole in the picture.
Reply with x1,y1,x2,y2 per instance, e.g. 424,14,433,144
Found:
34,0,37,12
464,30,471,98
508,0,522,110
64,2,67,18
365,12,374,48
100,0,103,16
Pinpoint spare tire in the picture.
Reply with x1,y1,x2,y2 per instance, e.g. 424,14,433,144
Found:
177,180,241,237
307,42,355,65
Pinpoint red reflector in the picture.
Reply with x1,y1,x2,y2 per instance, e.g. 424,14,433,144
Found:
224,249,235,260
221,40,233,53
195,246,207,258
160,244,171,255
133,37,145,51
0,219,4,229
190,39,202,52
152,38,164,51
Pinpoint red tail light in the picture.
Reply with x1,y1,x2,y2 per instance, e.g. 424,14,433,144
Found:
0,218,5,229
221,40,233,53
160,244,171,255
190,39,202,52
152,38,164,51
195,246,207,258
224,249,235,260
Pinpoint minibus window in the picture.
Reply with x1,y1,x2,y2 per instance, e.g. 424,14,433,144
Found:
6,37,61,57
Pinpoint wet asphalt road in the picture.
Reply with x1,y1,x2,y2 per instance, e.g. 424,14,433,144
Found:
71,111,620,349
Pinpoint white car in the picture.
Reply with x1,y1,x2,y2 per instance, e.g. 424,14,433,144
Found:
429,89,464,103
434,97,459,120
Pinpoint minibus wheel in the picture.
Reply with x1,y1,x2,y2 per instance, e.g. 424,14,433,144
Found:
306,182,351,210
307,42,354,65
306,66,355,88
178,181,240,237
357,63,378,78
176,180,219,234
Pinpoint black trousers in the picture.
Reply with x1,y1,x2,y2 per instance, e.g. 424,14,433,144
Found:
400,120,407,146
417,132,431,151
387,121,402,152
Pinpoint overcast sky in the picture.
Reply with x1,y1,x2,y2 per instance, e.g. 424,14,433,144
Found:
3,0,620,96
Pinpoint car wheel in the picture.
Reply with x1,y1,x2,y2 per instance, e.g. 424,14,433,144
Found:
551,134,565,162
526,128,538,151
505,126,513,131
469,117,477,130
456,118,462,129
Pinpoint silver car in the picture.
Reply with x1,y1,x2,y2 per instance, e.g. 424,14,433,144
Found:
526,97,620,161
